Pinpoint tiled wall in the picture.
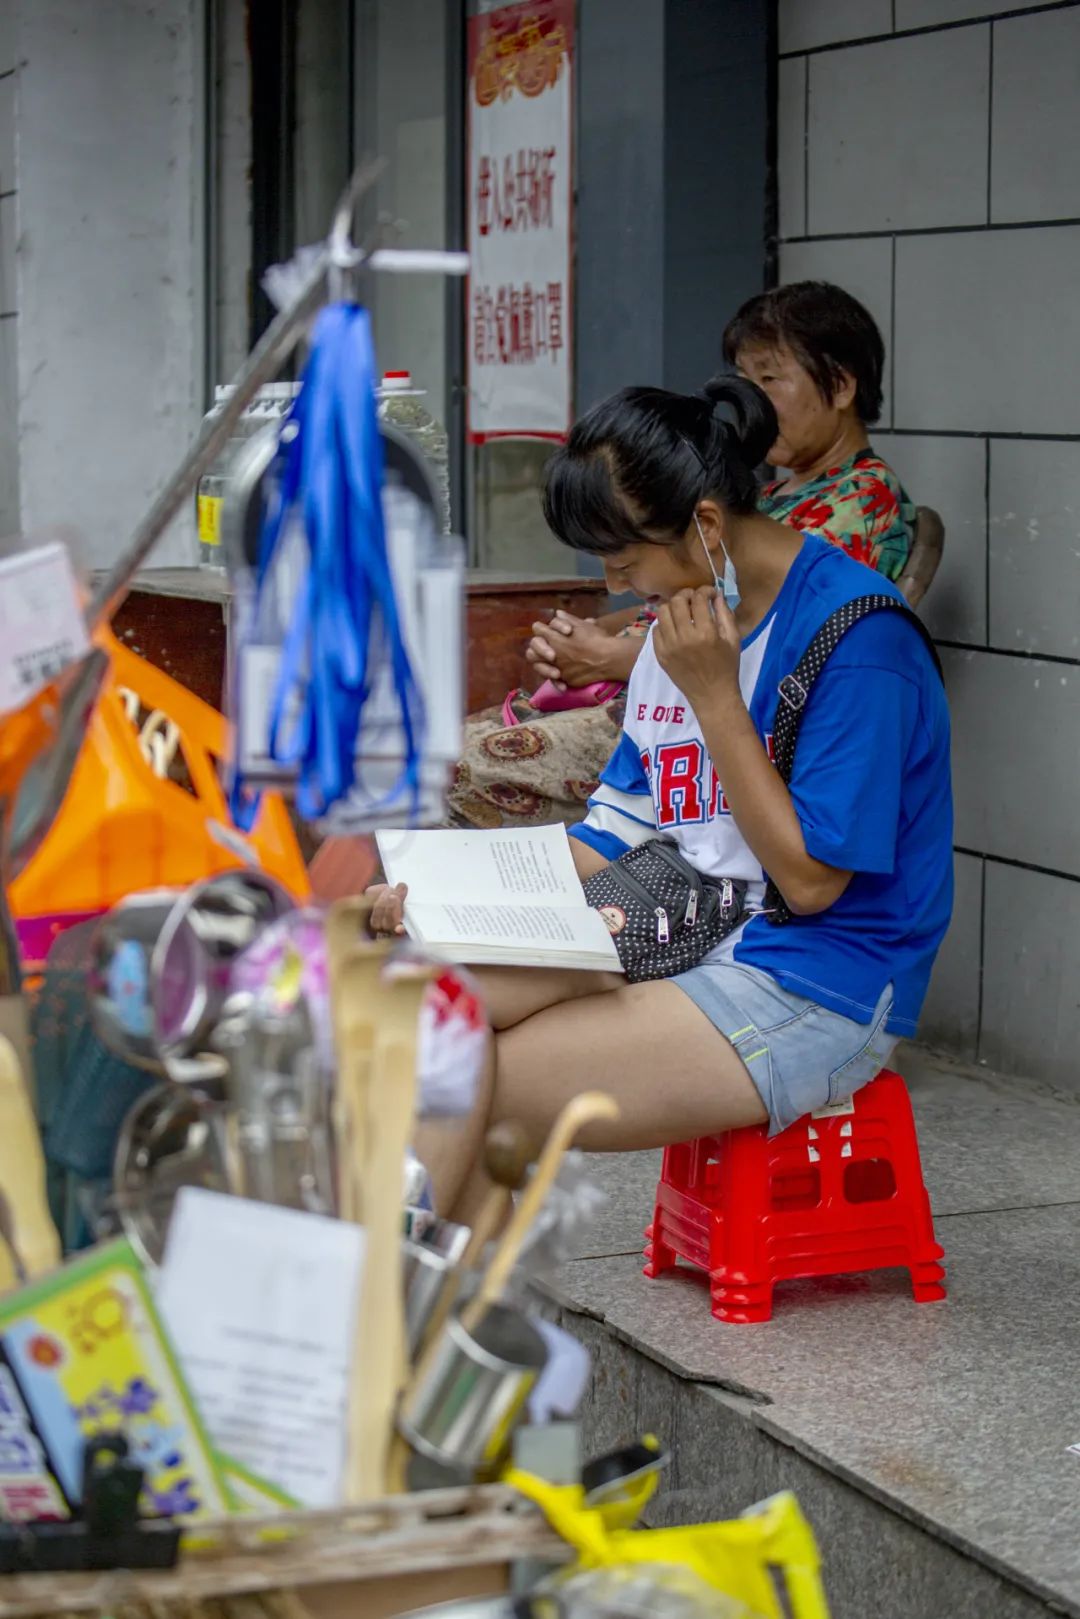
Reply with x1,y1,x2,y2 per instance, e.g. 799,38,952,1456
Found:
0,7,17,540
777,0,1080,1084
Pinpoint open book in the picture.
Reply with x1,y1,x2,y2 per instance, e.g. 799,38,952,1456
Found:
375,824,623,972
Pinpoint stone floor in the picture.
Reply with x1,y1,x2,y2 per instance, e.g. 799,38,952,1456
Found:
544,1044,1080,1616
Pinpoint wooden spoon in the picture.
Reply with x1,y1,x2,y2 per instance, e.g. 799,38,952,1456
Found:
461,1091,619,1335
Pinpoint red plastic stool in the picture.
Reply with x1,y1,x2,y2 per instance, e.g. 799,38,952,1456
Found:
643,1069,945,1323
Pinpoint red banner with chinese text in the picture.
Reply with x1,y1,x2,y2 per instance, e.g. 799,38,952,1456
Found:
466,0,574,442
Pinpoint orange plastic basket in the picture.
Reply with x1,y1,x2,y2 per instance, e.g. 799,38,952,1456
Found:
9,628,309,969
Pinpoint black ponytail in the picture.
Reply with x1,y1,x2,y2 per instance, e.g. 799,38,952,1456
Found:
542,375,778,558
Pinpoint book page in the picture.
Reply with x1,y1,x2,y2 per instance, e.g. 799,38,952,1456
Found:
377,823,584,905
406,897,620,965
158,1189,365,1509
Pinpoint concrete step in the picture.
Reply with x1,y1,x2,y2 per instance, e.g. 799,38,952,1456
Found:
543,1044,1080,1618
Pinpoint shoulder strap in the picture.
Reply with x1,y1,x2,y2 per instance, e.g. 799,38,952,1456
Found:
765,594,943,927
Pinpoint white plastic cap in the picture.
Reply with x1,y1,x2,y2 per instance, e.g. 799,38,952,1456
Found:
381,370,414,392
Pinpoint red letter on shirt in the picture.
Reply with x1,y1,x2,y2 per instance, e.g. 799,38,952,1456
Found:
655,741,704,826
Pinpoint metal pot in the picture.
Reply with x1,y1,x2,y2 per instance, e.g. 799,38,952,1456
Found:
112,1082,230,1266
88,869,291,1073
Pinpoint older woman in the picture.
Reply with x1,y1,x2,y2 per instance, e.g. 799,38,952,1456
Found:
726,280,913,576
445,281,925,833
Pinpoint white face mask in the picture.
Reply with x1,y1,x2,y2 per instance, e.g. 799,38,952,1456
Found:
693,512,740,612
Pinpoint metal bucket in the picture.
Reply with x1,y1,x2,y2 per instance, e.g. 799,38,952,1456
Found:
398,1302,548,1477
402,1219,471,1360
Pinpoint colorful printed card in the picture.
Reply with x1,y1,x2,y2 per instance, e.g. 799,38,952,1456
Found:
0,1238,230,1523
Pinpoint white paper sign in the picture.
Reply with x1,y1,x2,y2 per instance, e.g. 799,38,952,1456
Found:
157,1189,365,1508
0,544,90,713
466,0,574,441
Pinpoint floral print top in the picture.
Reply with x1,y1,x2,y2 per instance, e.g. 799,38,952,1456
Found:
760,447,915,582
626,446,914,633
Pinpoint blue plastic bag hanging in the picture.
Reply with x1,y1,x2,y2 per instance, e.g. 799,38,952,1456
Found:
230,304,426,825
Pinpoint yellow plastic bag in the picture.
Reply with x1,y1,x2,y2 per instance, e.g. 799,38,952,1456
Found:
506,1466,831,1619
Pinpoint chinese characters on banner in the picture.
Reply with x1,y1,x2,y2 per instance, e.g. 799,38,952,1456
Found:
467,0,574,442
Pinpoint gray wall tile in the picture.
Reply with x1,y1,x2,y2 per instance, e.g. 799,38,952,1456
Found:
874,432,986,644
780,236,893,428
0,316,17,538
576,0,666,404
980,861,1080,1092
992,8,1080,225
0,73,12,198
895,227,1080,435
0,192,13,316
779,0,892,54
989,439,1080,659
808,29,989,234
662,0,770,395
918,851,982,1059
943,647,1080,879
777,55,807,240
897,0,1045,24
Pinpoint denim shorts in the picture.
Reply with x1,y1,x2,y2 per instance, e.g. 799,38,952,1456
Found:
674,960,898,1135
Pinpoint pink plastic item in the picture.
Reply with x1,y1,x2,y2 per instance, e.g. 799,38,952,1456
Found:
644,1068,946,1323
501,679,625,728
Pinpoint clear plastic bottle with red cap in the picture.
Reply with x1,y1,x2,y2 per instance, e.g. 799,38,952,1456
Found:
376,370,451,534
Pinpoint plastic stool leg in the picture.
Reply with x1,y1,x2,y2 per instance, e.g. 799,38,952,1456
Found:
710,1274,773,1325
643,1208,677,1278
909,1256,947,1302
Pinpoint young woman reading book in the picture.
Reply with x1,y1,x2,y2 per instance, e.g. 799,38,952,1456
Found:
370,378,953,1222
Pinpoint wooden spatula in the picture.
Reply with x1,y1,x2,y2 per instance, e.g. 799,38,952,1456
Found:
326,898,381,1223
341,950,434,1500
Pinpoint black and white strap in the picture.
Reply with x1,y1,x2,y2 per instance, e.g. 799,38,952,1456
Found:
765,594,944,927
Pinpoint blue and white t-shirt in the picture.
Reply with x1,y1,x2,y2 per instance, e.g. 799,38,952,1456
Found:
570,534,954,1037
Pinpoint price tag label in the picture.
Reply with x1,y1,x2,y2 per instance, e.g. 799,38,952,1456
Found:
0,544,90,713
811,1097,856,1119
198,494,223,547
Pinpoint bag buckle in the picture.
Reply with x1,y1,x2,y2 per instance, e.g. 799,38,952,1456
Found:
778,673,807,712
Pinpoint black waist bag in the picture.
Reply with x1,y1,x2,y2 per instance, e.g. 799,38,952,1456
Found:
582,839,746,983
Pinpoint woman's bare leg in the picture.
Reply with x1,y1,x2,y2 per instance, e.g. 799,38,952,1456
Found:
471,965,622,1031
447,978,766,1225
412,1030,497,1217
